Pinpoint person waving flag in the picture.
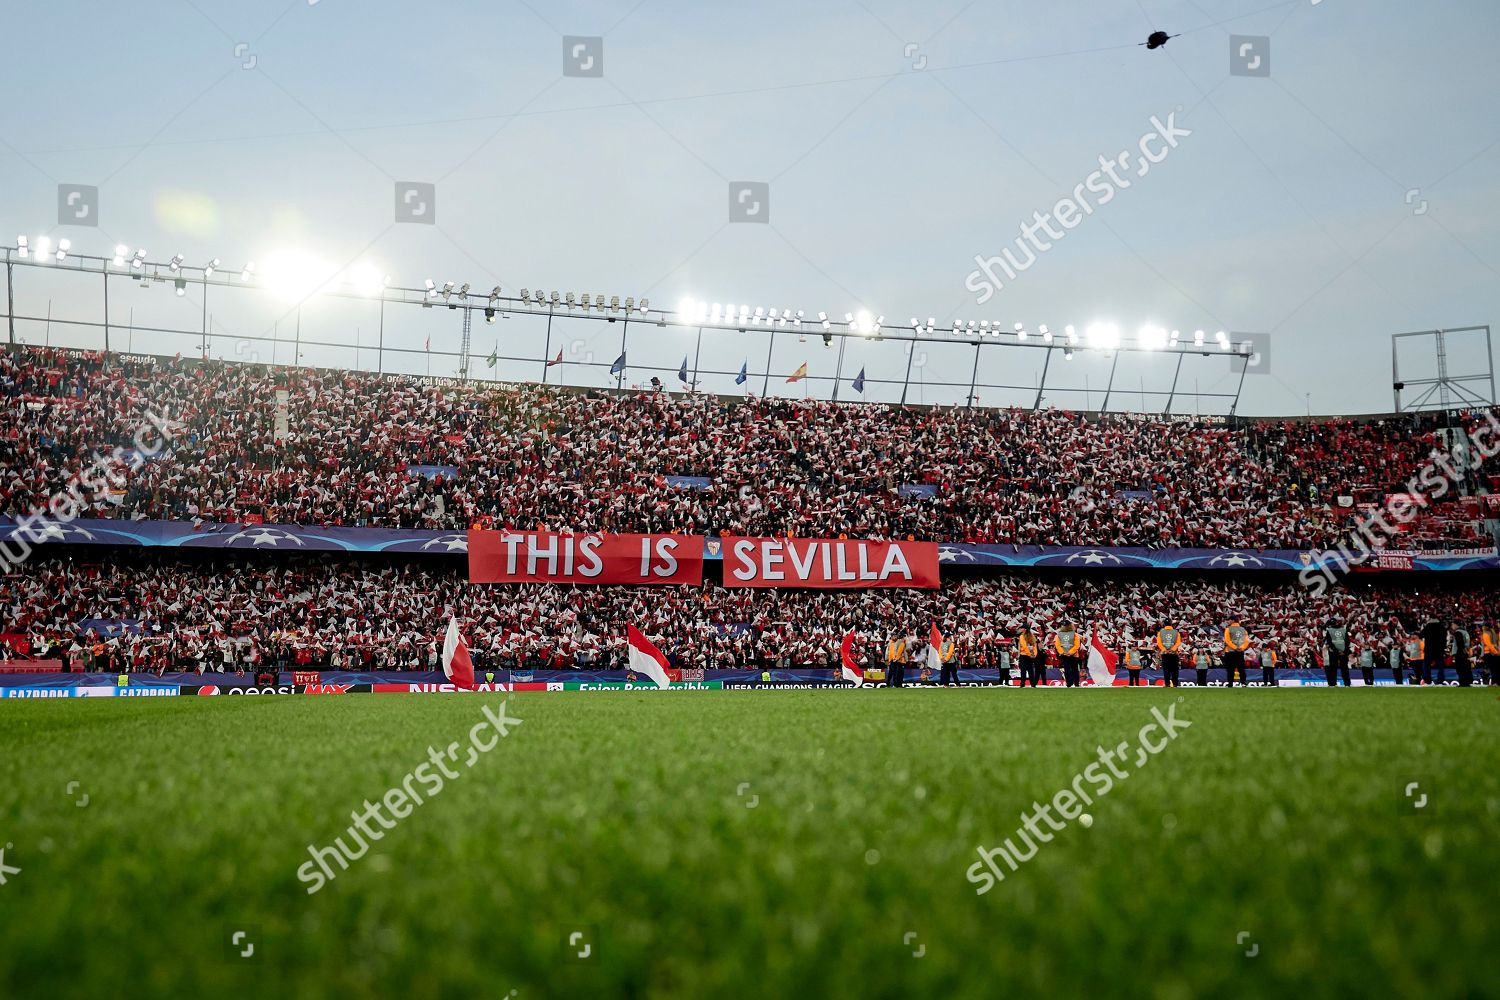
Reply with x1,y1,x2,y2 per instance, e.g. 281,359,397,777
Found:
1087,631,1118,687
626,624,672,689
441,616,475,690
926,623,943,676
840,631,864,687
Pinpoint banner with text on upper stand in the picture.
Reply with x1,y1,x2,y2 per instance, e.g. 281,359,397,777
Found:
467,531,940,588
720,536,940,589
468,530,703,586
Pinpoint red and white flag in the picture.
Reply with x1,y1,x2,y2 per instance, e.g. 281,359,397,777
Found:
926,622,943,672
546,348,564,367
626,624,671,689
1086,631,1118,687
840,631,864,687
441,616,475,690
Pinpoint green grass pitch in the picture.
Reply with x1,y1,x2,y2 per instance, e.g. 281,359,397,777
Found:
0,690,1495,999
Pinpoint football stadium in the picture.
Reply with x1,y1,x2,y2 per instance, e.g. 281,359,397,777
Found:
2,2,1498,998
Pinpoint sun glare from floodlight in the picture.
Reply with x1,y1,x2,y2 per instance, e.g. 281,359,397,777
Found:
260,249,336,302
1138,324,1169,350
1086,321,1120,350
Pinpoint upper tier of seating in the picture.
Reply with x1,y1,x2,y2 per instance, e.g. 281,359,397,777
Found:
1,346,1492,550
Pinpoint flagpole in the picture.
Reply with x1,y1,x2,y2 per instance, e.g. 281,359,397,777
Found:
617,317,629,390
760,327,774,396
966,342,981,407
541,308,554,384
831,333,847,401
899,343,916,404
691,325,704,388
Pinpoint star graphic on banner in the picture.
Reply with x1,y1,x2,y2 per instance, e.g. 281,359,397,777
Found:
1208,551,1265,568
20,522,97,542
421,534,470,552
1064,549,1122,566
225,528,306,548
938,548,959,562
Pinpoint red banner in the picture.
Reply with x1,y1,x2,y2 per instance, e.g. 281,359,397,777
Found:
0,660,63,673
468,530,704,586
722,537,940,589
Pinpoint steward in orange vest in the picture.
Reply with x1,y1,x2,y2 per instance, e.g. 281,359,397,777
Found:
1054,623,1083,688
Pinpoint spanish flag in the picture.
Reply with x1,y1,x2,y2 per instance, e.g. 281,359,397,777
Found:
786,362,808,383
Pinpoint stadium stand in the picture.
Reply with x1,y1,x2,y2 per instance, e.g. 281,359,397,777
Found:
0,346,1494,550
2,554,1491,674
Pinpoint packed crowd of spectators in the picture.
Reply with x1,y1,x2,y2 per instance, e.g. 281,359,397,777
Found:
0,346,1493,550
4,554,1492,674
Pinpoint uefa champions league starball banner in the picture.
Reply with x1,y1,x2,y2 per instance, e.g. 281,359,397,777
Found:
2,517,1497,573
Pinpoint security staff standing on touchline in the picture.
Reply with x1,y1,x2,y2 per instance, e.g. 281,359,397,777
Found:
1324,618,1351,688
1420,616,1448,686
1155,625,1182,688
886,632,907,689
1017,625,1041,688
1223,621,1250,688
1054,622,1083,688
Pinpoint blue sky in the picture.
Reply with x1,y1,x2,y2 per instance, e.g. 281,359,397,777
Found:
2,0,1497,415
